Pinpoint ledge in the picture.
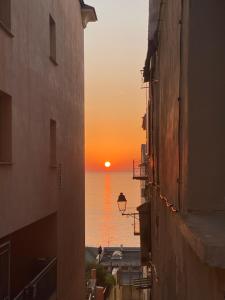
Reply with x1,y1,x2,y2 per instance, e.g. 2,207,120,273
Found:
0,161,13,166
49,56,58,66
0,21,14,37
80,1,97,28
49,164,57,169
179,212,225,269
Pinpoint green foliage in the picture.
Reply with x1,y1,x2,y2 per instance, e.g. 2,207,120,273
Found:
105,273,116,287
86,262,116,289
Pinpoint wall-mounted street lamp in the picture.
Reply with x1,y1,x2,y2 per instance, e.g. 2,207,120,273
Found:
117,193,127,214
117,193,150,236
117,193,151,264
117,193,139,218
117,193,139,235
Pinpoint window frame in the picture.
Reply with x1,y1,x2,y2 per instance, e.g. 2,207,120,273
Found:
0,0,13,37
49,119,57,168
0,90,12,165
49,14,57,65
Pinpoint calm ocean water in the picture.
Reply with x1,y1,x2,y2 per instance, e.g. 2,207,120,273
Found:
85,171,141,247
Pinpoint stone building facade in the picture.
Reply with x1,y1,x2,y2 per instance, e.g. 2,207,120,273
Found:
139,0,225,299
0,1,96,299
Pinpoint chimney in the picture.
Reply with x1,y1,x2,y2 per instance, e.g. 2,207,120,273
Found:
96,287,104,300
91,269,96,280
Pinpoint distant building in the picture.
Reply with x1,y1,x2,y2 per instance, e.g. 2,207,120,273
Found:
85,247,98,265
0,1,96,299
136,0,225,299
100,247,148,300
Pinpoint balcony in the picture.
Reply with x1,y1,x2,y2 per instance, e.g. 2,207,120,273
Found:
132,160,148,181
13,258,57,300
0,242,10,300
132,277,152,290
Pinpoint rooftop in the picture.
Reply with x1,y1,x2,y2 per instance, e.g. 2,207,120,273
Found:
79,0,97,28
100,247,141,267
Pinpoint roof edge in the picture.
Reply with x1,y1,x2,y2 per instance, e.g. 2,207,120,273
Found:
79,0,97,28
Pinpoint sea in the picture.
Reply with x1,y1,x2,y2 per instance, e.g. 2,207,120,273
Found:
85,171,141,248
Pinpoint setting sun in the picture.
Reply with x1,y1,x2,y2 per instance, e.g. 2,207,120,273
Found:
104,161,111,168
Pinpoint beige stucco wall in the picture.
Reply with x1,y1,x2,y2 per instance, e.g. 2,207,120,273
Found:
0,0,85,299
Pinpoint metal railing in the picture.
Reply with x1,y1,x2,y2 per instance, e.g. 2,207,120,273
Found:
14,258,57,300
132,277,152,289
0,242,10,300
133,160,148,180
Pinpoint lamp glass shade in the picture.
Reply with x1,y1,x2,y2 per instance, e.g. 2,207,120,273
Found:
117,193,127,213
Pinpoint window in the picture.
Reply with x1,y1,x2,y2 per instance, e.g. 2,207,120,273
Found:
0,243,10,300
50,119,57,167
49,15,56,63
0,91,12,163
0,0,11,30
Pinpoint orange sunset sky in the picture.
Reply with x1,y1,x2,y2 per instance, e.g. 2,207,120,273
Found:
85,0,149,171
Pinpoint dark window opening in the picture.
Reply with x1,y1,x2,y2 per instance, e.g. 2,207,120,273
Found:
49,15,56,63
0,0,11,30
50,119,57,167
0,91,12,163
